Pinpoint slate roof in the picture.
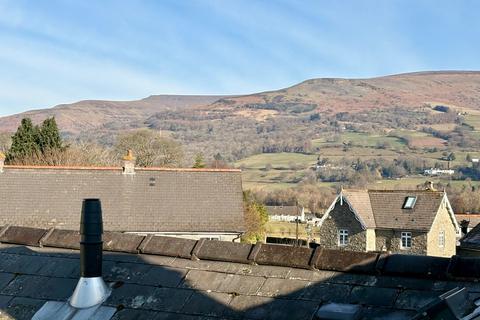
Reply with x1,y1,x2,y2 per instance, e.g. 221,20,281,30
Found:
1,225,480,320
339,189,451,231
456,214,480,229
341,190,375,228
265,206,300,217
460,223,480,251
0,166,244,233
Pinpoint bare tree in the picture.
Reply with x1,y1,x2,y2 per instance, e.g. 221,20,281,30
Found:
114,129,183,167
0,133,11,154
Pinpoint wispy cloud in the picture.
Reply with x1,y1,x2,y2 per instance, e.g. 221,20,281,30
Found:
0,0,479,115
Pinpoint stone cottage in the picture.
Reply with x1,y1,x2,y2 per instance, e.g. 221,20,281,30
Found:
318,188,460,257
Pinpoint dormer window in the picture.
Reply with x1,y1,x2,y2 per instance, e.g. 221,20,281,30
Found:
403,196,417,209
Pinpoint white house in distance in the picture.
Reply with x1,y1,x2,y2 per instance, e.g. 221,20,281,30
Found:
266,206,305,222
424,168,454,176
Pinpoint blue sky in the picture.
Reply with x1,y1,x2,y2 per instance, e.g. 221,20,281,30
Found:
0,0,479,116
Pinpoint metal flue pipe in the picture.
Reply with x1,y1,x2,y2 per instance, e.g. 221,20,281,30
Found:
69,199,111,309
80,199,103,277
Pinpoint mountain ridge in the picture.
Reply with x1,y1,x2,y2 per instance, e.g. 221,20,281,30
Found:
1,71,480,135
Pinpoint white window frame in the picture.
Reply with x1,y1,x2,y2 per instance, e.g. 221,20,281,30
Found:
400,232,412,249
338,229,349,246
439,230,445,248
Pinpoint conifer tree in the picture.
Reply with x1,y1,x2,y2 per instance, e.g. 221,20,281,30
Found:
6,118,40,163
192,153,205,168
39,117,63,152
6,117,65,164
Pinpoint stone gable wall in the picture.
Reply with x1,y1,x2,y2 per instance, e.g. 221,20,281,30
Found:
318,200,366,251
427,202,457,257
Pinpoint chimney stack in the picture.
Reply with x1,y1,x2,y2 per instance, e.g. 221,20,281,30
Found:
426,181,436,191
122,150,135,175
0,152,5,173
69,199,111,308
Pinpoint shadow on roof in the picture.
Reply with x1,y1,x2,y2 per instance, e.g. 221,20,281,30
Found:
1,229,480,319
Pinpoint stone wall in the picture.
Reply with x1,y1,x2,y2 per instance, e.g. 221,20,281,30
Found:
427,202,457,257
318,200,366,251
376,229,427,255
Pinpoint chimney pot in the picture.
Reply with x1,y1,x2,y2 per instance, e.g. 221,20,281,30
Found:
122,150,135,174
426,181,436,191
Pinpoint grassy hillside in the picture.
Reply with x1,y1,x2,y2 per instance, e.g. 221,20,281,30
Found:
2,71,480,188
237,129,480,192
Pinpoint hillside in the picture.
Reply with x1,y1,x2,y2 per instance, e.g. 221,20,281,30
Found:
207,71,480,114
0,95,226,135
2,71,480,179
2,71,480,135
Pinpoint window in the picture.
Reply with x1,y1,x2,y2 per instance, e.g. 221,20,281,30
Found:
338,229,349,246
403,196,417,209
439,230,445,248
401,232,412,249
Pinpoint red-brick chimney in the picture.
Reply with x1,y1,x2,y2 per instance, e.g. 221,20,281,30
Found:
122,150,135,175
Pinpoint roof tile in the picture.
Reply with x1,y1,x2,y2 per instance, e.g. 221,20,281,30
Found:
41,229,80,250
0,273,15,292
0,226,47,246
313,248,379,274
3,297,46,320
0,169,245,233
381,254,450,279
0,294,12,309
341,189,446,230
103,232,145,253
141,287,193,313
252,243,314,269
394,290,440,310
368,190,444,230
140,236,197,259
301,283,352,303
137,266,188,288
448,256,480,279
1,274,77,300
181,291,233,317
349,286,399,307
257,277,309,298
194,239,252,264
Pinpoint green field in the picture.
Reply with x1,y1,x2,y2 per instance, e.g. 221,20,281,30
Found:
464,114,480,131
236,152,317,169
312,132,405,149
236,130,480,192
266,221,320,241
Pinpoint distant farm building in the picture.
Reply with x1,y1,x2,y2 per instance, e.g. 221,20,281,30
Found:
424,168,454,176
266,205,305,222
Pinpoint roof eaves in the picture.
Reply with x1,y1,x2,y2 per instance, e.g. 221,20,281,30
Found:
4,165,242,173
2,225,480,281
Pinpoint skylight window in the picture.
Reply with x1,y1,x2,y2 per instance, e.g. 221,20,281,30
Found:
403,196,417,209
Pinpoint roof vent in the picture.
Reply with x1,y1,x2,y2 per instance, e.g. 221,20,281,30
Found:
32,199,115,319
70,199,111,308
